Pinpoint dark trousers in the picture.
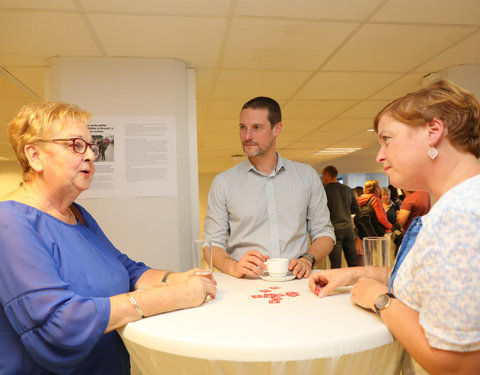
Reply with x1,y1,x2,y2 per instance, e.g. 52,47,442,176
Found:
329,227,358,268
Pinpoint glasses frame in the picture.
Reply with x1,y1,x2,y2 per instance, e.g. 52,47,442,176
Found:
38,138,100,159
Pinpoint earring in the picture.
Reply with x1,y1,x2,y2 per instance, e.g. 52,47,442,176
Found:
428,146,438,160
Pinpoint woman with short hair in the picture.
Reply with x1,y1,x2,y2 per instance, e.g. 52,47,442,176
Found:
309,80,480,374
0,101,216,374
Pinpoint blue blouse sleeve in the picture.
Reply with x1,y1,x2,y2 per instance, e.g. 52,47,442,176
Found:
75,203,151,289
0,206,110,373
0,203,151,373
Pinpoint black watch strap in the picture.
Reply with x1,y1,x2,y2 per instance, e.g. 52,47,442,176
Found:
161,271,172,286
298,253,316,267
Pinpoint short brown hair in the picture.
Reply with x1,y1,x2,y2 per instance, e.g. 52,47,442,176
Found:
8,101,91,181
322,165,338,178
242,96,281,127
374,79,480,158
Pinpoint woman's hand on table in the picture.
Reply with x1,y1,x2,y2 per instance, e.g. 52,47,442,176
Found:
184,276,217,307
350,277,387,311
167,269,217,286
309,267,363,297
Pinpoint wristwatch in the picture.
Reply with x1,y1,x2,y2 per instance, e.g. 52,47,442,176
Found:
161,271,172,286
374,293,395,315
298,253,316,267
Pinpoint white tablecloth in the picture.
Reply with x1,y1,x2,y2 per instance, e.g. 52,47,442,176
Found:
119,272,404,374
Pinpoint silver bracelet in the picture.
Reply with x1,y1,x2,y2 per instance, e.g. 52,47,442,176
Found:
127,293,144,318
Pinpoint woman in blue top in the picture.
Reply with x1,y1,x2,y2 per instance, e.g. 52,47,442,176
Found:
309,80,480,374
0,102,216,374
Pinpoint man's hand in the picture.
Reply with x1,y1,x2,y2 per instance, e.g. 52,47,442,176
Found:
289,257,313,279
233,250,269,278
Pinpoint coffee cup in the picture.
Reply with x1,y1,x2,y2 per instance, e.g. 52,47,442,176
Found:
192,239,213,276
266,258,289,277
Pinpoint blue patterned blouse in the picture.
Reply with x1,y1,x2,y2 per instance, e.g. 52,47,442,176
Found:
392,174,480,351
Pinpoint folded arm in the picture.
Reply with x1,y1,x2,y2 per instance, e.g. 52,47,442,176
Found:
375,291,480,374
107,275,216,332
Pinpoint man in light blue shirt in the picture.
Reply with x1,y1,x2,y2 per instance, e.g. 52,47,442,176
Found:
203,97,335,279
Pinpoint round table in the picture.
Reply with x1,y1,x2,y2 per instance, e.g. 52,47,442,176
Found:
119,272,404,374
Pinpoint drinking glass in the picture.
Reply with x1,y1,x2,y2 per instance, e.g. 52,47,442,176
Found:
192,239,213,276
363,236,389,285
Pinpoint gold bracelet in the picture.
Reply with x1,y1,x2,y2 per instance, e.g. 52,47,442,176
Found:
127,293,144,318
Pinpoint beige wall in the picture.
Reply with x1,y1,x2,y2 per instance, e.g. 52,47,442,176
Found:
0,161,22,197
198,172,217,236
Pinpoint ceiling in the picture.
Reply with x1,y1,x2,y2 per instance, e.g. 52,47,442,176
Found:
1,0,480,175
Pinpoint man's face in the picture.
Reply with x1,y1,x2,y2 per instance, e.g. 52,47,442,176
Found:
321,170,328,186
239,108,281,158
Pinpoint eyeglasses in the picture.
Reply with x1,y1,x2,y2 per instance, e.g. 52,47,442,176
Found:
38,138,100,159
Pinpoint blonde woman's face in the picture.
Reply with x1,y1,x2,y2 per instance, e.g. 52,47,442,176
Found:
37,119,96,195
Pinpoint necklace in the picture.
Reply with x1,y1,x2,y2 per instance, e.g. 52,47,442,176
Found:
22,185,76,224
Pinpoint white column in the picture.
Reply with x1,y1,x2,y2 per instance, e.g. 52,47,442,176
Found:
423,64,480,98
46,57,198,271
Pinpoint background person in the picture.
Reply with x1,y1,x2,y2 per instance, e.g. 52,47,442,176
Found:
381,186,403,255
309,79,480,374
355,180,393,239
353,180,392,265
0,102,216,374
397,190,431,233
203,96,335,279
352,186,364,198
388,184,403,207
381,187,403,264
321,165,359,268
380,186,397,226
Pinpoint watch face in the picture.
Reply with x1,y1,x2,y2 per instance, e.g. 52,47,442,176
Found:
375,294,390,309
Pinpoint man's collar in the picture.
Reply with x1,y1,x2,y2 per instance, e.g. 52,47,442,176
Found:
275,153,285,172
244,152,285,176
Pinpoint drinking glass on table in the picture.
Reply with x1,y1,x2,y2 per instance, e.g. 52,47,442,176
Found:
192,239,213,276
363,236,389,285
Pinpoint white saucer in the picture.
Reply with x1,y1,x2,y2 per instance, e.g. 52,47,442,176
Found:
259,271,296,282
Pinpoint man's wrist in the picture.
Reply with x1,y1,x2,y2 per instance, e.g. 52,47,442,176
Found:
228,258,244,278
298,253,316,267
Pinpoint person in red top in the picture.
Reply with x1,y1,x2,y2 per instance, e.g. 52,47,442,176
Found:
397,190,431,232
357,179,393,233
